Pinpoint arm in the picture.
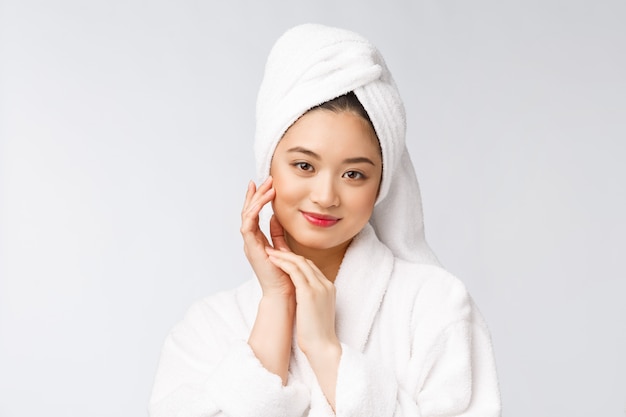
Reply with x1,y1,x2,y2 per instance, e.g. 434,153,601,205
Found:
148,298,309,417
149,177,311,417
266,248,342,410
240,177,297,384
248,293,295,384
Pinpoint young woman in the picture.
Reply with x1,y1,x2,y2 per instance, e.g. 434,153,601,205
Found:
150,24,501,417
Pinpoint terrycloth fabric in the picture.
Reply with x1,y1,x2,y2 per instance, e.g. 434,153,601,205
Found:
149,224,501,416
254,23,439,265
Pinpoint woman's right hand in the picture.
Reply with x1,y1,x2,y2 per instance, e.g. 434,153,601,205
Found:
241,176,295,297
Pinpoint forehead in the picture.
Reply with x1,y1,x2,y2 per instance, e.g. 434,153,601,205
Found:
276,109,381,157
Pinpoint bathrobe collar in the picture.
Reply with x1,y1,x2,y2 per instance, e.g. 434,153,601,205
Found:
333,223,394,352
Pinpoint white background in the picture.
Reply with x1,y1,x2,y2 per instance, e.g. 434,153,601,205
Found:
1,1,625,416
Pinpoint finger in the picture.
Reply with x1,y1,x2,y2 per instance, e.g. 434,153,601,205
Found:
248,176,273,206
266,253,309,289
241,187,270,237
242,180,254,211
241,209,270,246
241,180,257,222
266,248,320,272
244,180,255,204
242,195,275,238
257,175,273,191
242,188,275,228
266,248,328,287
243,179,274,217
269,215,290,251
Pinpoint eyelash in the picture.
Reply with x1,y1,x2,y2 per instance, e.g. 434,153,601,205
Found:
343,171,366,180
291,162,367,180
293,162,314,172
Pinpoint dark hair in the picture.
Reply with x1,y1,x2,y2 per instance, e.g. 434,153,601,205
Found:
310,92,377,137
310,92,383,189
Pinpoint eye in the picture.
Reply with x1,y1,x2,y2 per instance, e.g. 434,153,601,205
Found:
293,162,314,172
343,170,365,180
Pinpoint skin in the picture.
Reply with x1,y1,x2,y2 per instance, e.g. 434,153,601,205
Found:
241,108,382,410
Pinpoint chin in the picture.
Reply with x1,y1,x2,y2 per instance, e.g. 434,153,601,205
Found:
286,229,354,252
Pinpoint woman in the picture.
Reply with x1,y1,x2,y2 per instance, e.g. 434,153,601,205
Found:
149,23,501,417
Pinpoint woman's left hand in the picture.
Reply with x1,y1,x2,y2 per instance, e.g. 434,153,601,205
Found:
265,247,341,409
265,247,340,354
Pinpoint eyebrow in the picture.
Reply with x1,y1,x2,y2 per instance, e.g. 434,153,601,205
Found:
286,146,377,166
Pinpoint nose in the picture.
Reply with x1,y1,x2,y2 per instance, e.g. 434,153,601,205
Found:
310,174,340,208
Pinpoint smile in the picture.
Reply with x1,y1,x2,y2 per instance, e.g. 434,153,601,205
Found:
301,211,341,227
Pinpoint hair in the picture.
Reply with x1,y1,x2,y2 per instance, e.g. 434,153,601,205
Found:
310,92,377,138
310,91,383,193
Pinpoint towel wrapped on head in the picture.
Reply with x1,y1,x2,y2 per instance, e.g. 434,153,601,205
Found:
255,23,440,266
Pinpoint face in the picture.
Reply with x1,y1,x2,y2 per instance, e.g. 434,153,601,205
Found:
270,108,382,255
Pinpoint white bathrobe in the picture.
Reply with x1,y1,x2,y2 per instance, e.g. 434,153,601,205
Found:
149,224,501,417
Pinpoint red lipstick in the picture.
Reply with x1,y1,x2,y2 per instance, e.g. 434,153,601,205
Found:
301,211,340,227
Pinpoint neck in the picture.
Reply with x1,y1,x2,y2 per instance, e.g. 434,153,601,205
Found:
285,235,351,283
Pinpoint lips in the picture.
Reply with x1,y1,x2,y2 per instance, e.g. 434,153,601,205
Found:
301,211,341,227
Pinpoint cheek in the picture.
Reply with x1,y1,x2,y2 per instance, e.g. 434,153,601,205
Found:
271,171,302,211
352,185,379,216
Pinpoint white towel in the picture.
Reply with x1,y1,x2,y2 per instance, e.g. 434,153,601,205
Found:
254,23,440,265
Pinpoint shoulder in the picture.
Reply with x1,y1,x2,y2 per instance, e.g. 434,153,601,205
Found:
388,259,472,327
170,279,260,344
390,259,470,301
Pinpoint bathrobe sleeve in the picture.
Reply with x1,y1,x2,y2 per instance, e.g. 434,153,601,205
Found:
149,290,309,417
309,271,501,417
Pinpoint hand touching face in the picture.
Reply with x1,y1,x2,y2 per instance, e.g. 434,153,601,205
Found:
240,177,294,297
